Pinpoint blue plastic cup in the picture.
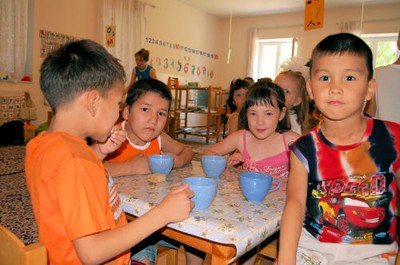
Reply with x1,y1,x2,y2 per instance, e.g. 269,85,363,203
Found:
201,155,227,177
182,177,217,210
148,154,174,175
239,172,280,202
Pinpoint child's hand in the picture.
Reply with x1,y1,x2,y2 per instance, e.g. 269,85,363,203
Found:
92,125,127,160
227,152,244,167
157,183,194,224
101,125,127,152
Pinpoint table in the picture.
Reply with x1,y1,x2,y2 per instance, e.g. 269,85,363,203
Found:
113,161,287,264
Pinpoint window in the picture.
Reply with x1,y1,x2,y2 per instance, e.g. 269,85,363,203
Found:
254,38,295,81
0,0,33,82
362,33,399,68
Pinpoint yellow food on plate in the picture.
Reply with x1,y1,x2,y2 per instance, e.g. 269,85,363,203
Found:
147,173,166,183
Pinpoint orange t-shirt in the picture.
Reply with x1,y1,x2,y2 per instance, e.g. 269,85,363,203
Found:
106,122,161,162
25,132,130,265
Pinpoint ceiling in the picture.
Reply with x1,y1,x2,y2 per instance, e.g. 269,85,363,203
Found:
178,0,400,18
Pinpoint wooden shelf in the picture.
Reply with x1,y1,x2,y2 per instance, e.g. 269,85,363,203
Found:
168,85,223,144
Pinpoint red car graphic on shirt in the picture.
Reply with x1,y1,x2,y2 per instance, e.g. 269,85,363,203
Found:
318,195,385,234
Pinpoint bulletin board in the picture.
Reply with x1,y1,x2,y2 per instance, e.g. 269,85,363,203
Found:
39,30,78,58
0,95,25,125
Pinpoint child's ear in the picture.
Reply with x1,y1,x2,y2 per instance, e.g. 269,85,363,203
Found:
365,78,376,101
122,105,129,120
87,90,100,117
306,79,314,100
279,106,287,121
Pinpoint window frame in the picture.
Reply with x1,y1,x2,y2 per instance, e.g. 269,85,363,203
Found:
254,37,295,81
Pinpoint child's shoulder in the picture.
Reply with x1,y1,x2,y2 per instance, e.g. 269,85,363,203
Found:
283,130,301,142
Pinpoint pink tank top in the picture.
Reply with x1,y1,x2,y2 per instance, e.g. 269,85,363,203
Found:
242,130,290,179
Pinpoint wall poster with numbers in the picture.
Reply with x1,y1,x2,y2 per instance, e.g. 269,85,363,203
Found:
145,36,219,80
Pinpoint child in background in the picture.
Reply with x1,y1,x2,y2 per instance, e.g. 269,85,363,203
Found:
105,78,193,177
226,78,251,135
25,39,193,265
274,70,309,134
244,76,255,85
203,80,300,181
128,48,157,87
278,33,400,265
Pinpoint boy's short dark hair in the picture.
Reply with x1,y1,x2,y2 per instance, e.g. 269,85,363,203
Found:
309,33,373,80
239,80,290,133
125,79,172,110
40,39,126,112
227,78,251,112
135,48,150,61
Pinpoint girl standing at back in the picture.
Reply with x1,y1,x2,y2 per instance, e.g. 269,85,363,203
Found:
203,80,300,181
274,70,309,134
226,78,251,135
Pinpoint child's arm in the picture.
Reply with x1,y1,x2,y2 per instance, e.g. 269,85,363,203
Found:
160,132,193,168
228,113,239,134
203,130,244,167
202,130,242,156
278,152,308,265
72,184,194,265
103,154,151,177
92,125,127,160
150,67,157,80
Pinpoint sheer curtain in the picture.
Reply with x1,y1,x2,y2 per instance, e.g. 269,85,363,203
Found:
246,28,259,80
0,0,28,82
98,0,146,84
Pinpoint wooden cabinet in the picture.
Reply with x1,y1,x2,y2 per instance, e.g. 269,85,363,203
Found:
169,85,223,144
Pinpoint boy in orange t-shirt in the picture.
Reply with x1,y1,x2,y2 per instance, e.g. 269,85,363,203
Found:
104,79,193,177
25,39,193,265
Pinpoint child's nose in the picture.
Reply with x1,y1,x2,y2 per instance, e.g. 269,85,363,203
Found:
149,112,158,123
329,79,343,94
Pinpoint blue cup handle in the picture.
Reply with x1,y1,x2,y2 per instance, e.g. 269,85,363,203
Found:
269,179,280,192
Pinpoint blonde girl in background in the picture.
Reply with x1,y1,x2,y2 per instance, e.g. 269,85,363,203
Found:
274,70,309,134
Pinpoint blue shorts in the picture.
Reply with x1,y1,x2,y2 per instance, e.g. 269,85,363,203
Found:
132,240,178,263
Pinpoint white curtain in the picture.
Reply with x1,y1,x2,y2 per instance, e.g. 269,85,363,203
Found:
97,0,146,84
246,28,259,80
0,0,28,82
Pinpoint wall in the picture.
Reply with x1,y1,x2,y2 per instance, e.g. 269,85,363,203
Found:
0,0,98,126
143,0,225,87
219,3,400,85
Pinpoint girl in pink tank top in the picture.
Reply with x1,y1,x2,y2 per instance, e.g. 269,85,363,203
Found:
202,80,300,181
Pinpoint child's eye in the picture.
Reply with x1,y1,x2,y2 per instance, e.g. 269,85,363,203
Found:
319,76,329,81
283,89,290,94
158,111,167,117
141,107,149,113
249,111,256,116
345,76,356,81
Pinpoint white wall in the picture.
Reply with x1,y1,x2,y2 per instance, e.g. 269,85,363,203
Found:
143,0,225,87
